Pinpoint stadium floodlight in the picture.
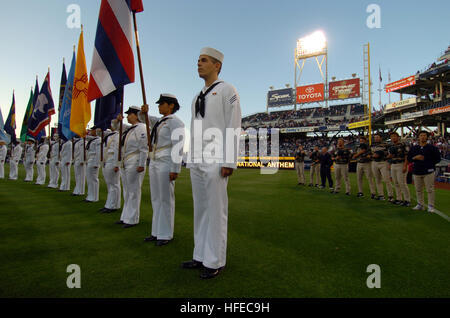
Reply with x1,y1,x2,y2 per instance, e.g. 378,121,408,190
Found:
285,84,290,88
296,30,327,59
269,86,274,90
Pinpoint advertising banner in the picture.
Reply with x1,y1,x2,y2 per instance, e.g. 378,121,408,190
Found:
428,105,450,115
347,119,370,129
384,97,417,112
385,75,416,93
267,88,294,107
328,78,360,100
280,127,315,134
296,83,324,104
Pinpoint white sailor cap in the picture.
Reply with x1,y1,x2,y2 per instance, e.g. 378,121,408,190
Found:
200,47,224,63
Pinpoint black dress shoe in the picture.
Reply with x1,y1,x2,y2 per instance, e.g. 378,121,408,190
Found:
200,266,224,279
122,223,137,228
98,207,108,212
115,220,124,225
181,260,203,269
144,236,157,242
156,239,171,246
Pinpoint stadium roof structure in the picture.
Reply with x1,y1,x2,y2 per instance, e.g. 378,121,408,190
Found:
390,64,450,96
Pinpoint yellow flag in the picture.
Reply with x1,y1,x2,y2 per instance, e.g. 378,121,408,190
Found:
70,30,91,138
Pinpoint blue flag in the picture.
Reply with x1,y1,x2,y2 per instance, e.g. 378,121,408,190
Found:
94,86,123,131
0,105,11,143
28,72,55,137
60,51,77,140
27,78,46,141
4,93,16,144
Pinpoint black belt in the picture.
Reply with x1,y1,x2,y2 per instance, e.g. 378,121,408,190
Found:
391,160,405,164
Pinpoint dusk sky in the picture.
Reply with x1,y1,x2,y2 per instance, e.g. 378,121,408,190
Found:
0,0,449,135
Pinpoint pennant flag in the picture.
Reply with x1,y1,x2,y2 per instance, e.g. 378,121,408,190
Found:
57,61,67,137
379,66,382,82
4,93,16,144
94,86,123,130
60,51,78,141
0,105,11,143
28,72,55,137
20,89,34,142
87,0,140,102
70,30,91,138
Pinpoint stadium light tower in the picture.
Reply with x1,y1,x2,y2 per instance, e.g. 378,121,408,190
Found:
294,30,328,110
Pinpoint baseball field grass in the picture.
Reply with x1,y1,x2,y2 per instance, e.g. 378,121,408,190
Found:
0,165,449,298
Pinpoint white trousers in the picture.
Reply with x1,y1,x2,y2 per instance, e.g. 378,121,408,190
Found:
103,164,121,209
190,164,229,270
0,162,4,179
86,165,100,202
60,163,71,191
48,162,59,188
36,162,46,185
120,157,146,225
150,157,175,240
73,163,86,195
9,161,19,180
24,162,34,181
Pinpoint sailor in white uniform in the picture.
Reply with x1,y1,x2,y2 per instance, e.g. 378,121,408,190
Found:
182,47,242,279
141,94,185,246
48,135,60,188
35,137,49,185
9,141,23,180
0,140,7,179
72,137,86,196
24,138,36,182
116,106,148,228
85,128,101,203
100,127,121,213
59,138,72,191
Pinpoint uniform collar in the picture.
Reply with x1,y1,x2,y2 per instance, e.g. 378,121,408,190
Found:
202,79,222,93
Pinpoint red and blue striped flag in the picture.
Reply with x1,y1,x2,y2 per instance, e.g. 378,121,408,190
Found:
87,0,144,102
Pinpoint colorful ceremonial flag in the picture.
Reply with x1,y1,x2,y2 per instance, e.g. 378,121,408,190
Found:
57,61,67,137
70,30,91,138
60,51,77,141
4,93,16,144
0,105,11,143
94,86,123,130
20,89,34,142
87,0,141,102
27,72,55,137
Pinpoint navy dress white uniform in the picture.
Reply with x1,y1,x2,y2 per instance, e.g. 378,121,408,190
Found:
101,130,121,211
9,142,23,180
118,106,148,226
72,137,86,195
35,140,49,185
48,138,60,188
85,133,101,202
186,48,242,273
142,94,185,244
59,139,72,191
0,141,7,179
24,141,36,182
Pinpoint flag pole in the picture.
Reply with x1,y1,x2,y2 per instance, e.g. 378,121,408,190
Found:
118,93,123,161
132,11,151,151
48,66,51,138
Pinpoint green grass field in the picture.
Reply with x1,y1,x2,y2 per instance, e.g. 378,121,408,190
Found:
0,164,449,298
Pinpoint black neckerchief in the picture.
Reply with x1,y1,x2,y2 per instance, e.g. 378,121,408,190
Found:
150,117,170,145
121,125,138,146
195,81,222,118
86,137,99,150
104,132,117,146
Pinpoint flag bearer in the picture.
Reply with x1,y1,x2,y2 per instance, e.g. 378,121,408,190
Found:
9,141,22,180
141,94,185,246
35,137,49,185
85,127,101,202
59,138,72,191
72,136,86,196
115,106,148,228
100,127,121,213
48,135,60,188
24,138,36,182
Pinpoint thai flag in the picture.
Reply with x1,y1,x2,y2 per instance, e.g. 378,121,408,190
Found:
27,72,55,137
87,0,144,102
